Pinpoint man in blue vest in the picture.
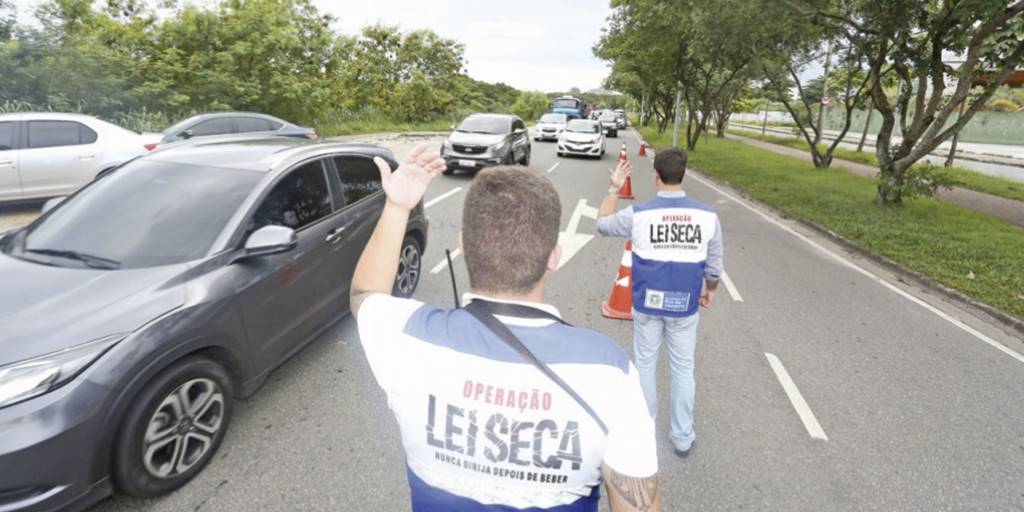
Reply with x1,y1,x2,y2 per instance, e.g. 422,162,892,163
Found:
596,148,724,458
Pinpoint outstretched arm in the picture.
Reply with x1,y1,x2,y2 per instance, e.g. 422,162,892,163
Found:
350,144,446,316
602,464,661,512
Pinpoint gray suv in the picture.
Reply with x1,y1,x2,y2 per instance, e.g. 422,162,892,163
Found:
0,136,426,511
440,113,531,175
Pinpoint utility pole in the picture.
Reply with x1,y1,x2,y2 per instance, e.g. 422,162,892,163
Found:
671,83,683,148
814,41,832,146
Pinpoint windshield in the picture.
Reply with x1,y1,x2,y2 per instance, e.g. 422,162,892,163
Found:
552,98,580,109
599,114,617,121
566,120,599,134
539,114,567,124
456,117,510,135
10,160,262,268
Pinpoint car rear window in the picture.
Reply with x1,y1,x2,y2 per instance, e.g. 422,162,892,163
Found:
237,117,275,133
0,122,13,150
27,121,97,149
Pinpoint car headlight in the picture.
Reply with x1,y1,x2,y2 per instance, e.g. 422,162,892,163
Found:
0,334,124,409
493,141,509,152
441,140,452,155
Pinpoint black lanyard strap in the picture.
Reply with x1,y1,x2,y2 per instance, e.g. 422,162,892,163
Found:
464,300,609,435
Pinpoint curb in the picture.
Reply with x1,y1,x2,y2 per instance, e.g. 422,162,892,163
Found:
633,130,1024,339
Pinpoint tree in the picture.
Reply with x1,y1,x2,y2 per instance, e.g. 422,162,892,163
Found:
800,0,1024,204
0,0,14,41
510,91,549,121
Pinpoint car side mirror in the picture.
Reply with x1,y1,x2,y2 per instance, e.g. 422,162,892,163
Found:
180,129,195,140
41,197,66,214
239,225,297,259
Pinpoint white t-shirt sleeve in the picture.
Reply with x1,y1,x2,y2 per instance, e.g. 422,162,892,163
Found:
602,361,658,477
355,293,426,393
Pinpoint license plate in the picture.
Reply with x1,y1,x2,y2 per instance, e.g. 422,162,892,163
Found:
458,159,476,167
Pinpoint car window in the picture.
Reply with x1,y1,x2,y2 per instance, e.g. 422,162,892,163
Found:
333,156,382,206
0,122,13,151
18,161,262,268
190,118,235,137
27,121,97,149
512,120,526,131
237,117,275,133
251,160,332,232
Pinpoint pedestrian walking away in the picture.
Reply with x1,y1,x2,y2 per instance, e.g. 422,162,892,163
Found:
349,143,662,511
596,148,724,457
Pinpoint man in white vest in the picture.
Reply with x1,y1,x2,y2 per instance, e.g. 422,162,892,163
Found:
596,148,724,458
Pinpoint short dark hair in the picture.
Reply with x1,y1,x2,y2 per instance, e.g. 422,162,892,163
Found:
654,148,687,184
462,166,561,294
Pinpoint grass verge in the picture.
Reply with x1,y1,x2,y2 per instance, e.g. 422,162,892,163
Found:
727,129,1024,203
642,127,1024,320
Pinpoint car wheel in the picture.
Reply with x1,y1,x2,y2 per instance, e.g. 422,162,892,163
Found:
520,147,531,166
393,235,422,298
112,357,233,498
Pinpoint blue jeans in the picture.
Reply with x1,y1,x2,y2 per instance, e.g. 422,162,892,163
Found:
632,309,699,451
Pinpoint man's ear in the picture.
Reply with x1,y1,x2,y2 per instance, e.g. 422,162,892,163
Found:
547,244,562,273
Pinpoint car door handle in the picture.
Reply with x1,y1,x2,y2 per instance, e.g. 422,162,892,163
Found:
0,160,11,166
79,153,95,160
325,226,347,243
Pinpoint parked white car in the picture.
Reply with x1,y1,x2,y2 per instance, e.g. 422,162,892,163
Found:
557,119,605,158
0,113,161,203
533,113,568,141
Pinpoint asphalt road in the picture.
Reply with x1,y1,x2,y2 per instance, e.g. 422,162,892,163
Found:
53,129,1024,511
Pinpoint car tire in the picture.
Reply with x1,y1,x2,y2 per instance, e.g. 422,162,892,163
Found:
520,147,531,166
443,167,454,175
112,356,233,499
392,235,422,298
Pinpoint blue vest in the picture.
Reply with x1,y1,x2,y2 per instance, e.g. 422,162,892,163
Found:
630,195,718,317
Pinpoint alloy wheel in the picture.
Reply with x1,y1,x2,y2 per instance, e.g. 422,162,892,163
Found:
142,378,225,479
396,241,421,296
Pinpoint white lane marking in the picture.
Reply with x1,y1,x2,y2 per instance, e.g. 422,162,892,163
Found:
430,247,461,274
721,272,744,302
546,162,561,174
765,353,829,441
557,199,597,270
424,187,462,209
688,172,1024,365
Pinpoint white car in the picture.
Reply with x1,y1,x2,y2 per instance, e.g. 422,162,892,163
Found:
557,119,605,159
533,113,568,141
0,113,161,203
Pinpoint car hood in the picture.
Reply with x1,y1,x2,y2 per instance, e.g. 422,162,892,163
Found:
537,123,565,130
448,131,506,146
0,253,188,363
563,132,601,143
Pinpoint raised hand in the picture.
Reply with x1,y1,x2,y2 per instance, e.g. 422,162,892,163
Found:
608,159,633,188
373,143,447,211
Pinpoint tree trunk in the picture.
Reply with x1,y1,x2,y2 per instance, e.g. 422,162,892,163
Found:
856,108,873,152
875,162,904,205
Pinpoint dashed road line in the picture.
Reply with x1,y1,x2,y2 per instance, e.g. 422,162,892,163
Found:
721,272,743,302
765,353,829,441
430,247,461,274
686,172,1024,366
546,162,561,174
424,187,463,209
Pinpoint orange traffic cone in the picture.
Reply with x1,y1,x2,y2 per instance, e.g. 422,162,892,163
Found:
638,143,646,157
601,241,634,320
616,145,634,199
618,175,634,199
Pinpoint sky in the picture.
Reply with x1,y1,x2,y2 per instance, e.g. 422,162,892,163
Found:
8,0,616,93
325,0,615,92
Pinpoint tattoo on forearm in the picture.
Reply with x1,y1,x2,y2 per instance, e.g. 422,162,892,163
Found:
608,469,658,511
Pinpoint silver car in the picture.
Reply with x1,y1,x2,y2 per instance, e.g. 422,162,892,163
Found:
0,136,427,511
0,113,160,203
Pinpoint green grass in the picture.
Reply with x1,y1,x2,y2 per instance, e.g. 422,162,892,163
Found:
727,129,1024,203
642,127,1024,319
